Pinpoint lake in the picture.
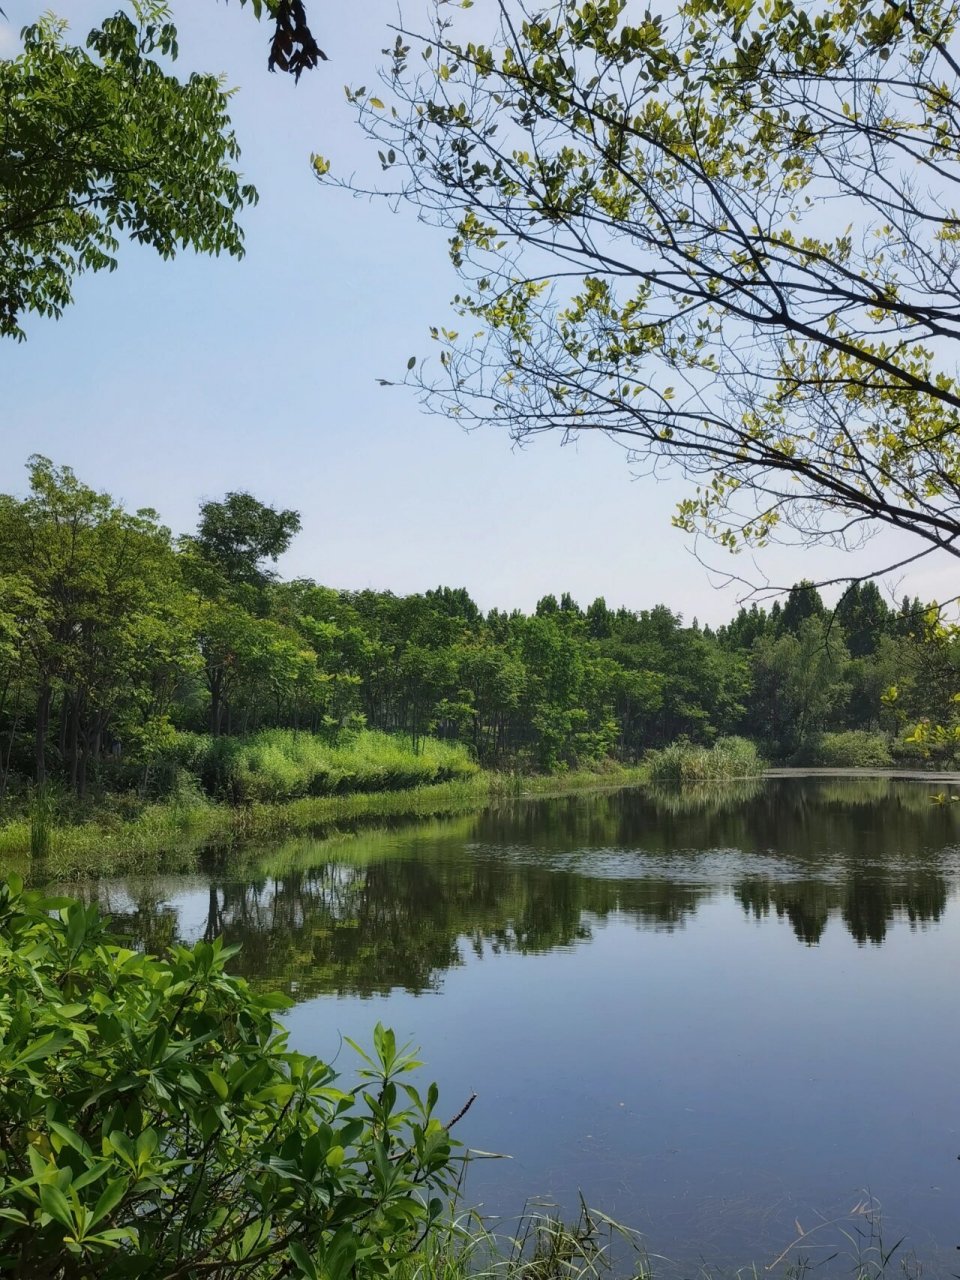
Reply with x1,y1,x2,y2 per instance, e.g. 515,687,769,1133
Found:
57,777,960,1276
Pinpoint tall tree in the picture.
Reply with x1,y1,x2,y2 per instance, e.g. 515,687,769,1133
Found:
193,492,302,590
0,0,325,339
0,457,183,788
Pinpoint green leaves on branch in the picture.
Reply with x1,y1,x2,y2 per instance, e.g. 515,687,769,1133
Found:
0,4,257,339
0,876,459,1278
333,0,960,572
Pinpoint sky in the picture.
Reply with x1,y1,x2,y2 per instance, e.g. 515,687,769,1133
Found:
2,1,957,625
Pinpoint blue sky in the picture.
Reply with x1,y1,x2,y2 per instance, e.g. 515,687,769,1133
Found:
2,1,953,623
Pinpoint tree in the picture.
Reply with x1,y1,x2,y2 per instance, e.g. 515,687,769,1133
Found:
749,616,849,756
834,581,891,658
0,4,257,339
194,492,302,590
1,0,326,339
333,0,960,577
778,581,826,636
0,457,184,788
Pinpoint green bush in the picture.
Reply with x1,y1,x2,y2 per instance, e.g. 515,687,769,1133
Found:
889,733,959,768
0,878,457,1279
646,736,763,783
161,729,478,804
796,731,894,768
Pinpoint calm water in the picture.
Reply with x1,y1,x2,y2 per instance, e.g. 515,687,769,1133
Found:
61,778,960,1274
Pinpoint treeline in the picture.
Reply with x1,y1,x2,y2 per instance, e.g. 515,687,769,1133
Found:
0,457,955,800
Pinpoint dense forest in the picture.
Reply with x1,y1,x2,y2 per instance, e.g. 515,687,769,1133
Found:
0,457,954,802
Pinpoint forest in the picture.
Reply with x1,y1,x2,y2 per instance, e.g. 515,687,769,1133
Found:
0,456,954,808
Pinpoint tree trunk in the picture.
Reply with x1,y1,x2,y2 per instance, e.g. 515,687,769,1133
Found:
34,682,51,785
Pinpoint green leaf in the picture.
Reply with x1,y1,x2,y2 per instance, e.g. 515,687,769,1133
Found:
289,1240,320,1279
90,1178,128,1227
39,1184,74,1230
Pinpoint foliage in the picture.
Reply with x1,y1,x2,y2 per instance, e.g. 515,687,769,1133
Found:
0,876,458,1278
332,0,960,578
0,457,952,801
0,3,258,340
187,728,478,803
193,492,303,590
794,731,894,769
646,736,762,783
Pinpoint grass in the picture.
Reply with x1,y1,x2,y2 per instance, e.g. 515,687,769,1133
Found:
185,728,479,803
0,747,656,878
396,1198,649,1280
645,736,763,784
29,784,54,859
395,1194,919,1280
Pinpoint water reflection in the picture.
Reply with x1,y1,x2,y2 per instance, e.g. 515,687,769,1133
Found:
69,778,960,999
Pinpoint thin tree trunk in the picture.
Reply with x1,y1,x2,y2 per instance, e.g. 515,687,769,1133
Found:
34,681,51,786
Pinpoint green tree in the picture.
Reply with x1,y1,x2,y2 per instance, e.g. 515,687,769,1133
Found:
194,492,302,591
750,616,849,757
0,3,259,340
334,0,960,576
0,457,186,789
834,582,891,659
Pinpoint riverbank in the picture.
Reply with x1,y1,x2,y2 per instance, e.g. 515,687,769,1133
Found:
0,762,651,878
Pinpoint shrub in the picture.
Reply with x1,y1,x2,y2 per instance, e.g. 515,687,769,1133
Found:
889,733,958,768
646,736,763,783
155,729,478,804
796,731,894,768
0,878,457,1279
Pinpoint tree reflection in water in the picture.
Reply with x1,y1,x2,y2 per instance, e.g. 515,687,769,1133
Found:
70,778,960,999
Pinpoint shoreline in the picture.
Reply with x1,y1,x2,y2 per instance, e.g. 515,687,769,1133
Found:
3,764,953,880
0,764,651,877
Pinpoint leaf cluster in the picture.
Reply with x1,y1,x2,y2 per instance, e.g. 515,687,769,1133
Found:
0,3,257,339
0,875,457,1278
333,0,960,576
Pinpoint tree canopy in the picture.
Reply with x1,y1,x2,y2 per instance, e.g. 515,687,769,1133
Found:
0,0,324,339
1,457,954,802
331,0,960,578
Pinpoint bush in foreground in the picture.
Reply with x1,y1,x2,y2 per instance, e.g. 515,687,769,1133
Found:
646,736,763,783
0,878,457,1279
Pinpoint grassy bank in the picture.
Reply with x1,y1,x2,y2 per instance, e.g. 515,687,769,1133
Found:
0,760,652,879
174,728,478,802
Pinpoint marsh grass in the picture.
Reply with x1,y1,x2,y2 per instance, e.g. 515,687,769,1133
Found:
0,779,492,878
398,1199,650,1280
191,729,479,803
486,762,648,799
29,784,54,859
793,732,894,769
646,737,763,784
0,759,655,877
406,1194,922,1280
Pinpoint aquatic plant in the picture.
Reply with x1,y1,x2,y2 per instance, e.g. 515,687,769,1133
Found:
646,736,763,783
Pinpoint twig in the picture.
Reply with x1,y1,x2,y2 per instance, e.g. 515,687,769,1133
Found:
446,1092,477,1130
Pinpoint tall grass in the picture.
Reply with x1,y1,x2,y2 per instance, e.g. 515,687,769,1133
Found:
0,763,655,877
184,729,478,803
29,784,54,859
646,736,763,783
397,1200,649,1280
